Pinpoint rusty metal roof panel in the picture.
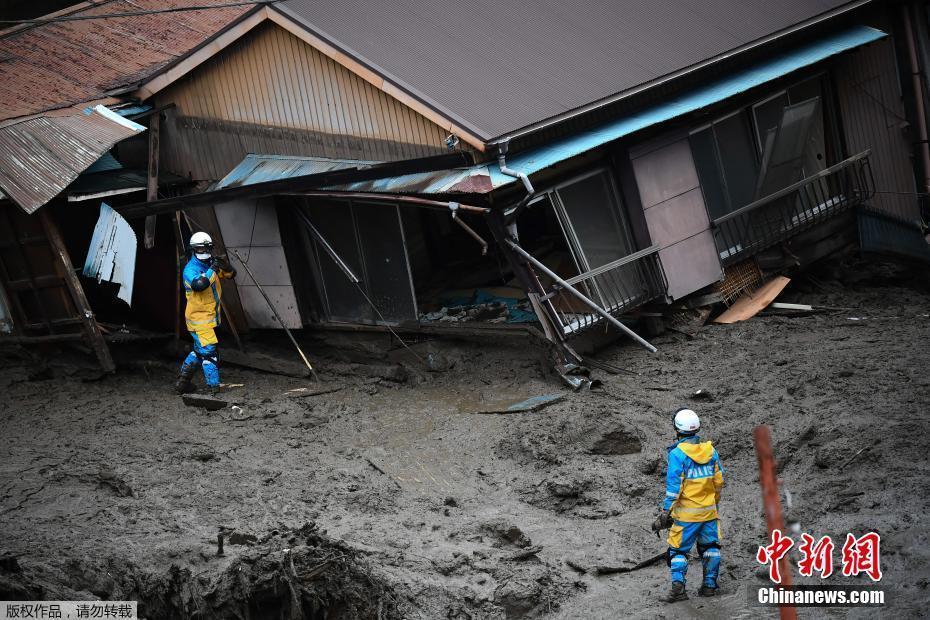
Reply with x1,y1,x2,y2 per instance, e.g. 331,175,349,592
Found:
213,154,379,189
0,0,251,122
215,153,495,196
0,105,146,213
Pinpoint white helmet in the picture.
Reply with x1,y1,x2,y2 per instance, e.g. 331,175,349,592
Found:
189,232,213,260
674,408,700,435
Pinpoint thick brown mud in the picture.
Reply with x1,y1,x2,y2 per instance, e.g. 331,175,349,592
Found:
1,257,929,618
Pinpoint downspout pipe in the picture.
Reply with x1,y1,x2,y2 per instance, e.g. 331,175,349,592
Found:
903,4,930,197
497,139,536,226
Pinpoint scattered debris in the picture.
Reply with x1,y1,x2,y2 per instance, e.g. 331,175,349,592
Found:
769,302,813,312
689,388,714,402
182,394,228,411
594,552,666,575
285,385,344,399
223,349,312,378
713,276,791,324
228,405,253,421
509,545,543,561
365,457,402,489
467,393,564,415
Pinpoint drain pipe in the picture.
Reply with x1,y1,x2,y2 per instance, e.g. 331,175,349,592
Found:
903,4,930,197
497,139,536,228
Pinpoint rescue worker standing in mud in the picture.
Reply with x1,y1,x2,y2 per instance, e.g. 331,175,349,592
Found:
652,407,725,602
175,232,236,396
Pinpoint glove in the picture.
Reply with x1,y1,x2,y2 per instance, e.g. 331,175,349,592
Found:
212,255,237,278
651,510,672,534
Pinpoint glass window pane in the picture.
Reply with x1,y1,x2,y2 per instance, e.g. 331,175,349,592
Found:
714,112,760,209
353,203,417,323
304,202,373,323
789,78,828,173
555,171,632,270
753,93,789,154
690,127,730,221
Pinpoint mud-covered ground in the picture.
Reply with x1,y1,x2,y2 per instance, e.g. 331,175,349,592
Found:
1,257,929,619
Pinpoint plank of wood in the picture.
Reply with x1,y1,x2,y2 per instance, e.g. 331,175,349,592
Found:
285,385,344,398
40,211,115,373
143,113,160,250
712,276,791,325
769,302,813,311
467,393,565,415
223,348,311,378
182,394,228,411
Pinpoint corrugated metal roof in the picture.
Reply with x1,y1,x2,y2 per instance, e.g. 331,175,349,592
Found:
212,154,379,189
279,0,862,140
330,27,886,196
0,105,146,213
215,153,494,195
0,0,251,122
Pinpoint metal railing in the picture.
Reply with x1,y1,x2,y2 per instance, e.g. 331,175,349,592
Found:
712,150,874,265
539,245,667,336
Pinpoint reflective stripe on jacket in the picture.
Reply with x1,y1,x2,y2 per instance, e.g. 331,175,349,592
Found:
183,256,232,331
662,436,724,522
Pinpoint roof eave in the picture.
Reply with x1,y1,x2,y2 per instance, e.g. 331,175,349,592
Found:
484,0,876,148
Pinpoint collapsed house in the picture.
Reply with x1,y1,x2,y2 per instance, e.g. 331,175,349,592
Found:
1,0,929,376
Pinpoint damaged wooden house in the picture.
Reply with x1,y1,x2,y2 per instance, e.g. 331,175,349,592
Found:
1,0,929,377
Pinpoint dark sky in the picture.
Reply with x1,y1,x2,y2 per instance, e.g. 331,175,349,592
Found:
1,0,82,20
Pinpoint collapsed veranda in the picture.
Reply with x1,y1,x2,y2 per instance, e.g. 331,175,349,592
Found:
0,0,928,377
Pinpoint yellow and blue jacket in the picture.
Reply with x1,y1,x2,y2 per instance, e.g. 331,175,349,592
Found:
662,436,724,522
183,255,233,333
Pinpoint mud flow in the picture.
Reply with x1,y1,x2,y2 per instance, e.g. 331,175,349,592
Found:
2,257,929,618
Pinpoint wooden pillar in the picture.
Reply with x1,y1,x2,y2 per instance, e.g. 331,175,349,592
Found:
39,211,115,373
143,113,160,250
754,425,797,620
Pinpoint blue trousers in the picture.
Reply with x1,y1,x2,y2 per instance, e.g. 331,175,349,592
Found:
667,519,721,588
180,331,220,387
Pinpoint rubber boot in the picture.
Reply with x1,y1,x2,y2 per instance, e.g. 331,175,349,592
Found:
175,367,196,394
666,581,688,603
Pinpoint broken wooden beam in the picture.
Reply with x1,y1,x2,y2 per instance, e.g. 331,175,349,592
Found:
223,348,312,378
182,394,228,411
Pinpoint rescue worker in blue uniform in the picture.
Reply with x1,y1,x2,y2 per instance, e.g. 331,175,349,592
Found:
651,407,725,601
175,232,236,395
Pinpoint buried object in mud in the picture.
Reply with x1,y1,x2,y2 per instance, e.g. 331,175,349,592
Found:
223,348,312,378
182,393,228,411
713,276,791,324
467,393,565,414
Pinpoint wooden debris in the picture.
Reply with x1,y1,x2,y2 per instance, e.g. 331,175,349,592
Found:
769,302,813,312
713,276,791,324
365,457,402,489
223,349,312,378
509,545,543,561
595,552,666,576
182,394,228,411
467,393,564,415
285,385,344,399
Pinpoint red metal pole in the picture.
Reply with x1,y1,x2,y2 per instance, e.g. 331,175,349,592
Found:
754,425,797,620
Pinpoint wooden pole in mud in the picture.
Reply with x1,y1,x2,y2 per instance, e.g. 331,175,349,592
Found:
754,425,797,620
